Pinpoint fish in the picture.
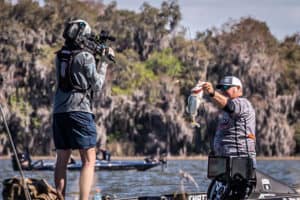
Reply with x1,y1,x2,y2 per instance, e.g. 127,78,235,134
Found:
186,82,204,128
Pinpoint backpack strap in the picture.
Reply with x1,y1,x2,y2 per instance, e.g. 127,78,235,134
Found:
56,47,90,93
69,50,91,92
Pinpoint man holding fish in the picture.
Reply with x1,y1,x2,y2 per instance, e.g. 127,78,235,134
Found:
202,76,256,160
187,76,256,160
187,76,256,199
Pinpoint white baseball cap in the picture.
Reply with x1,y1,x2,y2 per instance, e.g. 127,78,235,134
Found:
216,76,243,89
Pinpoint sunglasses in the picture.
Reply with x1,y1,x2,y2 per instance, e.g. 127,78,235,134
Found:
220,85,235,91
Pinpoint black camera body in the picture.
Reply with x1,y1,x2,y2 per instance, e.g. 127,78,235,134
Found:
76,30,116,62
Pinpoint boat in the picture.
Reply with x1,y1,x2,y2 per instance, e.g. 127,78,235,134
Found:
9,151,300,199
3,170,300,200
7,156,300,199
112,170,300,200
11,152,166,171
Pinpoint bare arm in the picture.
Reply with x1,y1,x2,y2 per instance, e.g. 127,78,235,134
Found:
202,82,228,109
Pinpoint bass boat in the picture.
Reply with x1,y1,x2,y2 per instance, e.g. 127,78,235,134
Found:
11,152,166,171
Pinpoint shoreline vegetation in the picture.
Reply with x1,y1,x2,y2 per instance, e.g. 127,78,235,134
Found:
0,0,300,157
1,155,300,161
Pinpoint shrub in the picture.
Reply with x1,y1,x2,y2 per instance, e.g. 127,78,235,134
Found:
145,48,183,77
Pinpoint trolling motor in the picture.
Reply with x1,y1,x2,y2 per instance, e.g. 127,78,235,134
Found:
11,150,32,170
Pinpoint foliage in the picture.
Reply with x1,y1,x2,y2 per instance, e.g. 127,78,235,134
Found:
107,131,123,142
11,0,48,30
111,50,155,96
112,48,182,96
97,0,181,60
39,44,61,67
145,48,183,77
278,34,300,94
170,35,212,95
112,61,156,96
1,0,300,156
294,122,300,155
204,17,279,63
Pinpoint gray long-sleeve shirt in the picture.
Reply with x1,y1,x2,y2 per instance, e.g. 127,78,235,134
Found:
53,51,107,114
214,97,256,157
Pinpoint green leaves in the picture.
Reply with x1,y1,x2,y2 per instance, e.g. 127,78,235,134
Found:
146,48,183,77
112,48,182,96
112,61,156,96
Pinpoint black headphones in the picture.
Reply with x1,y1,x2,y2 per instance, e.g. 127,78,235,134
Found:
63,21,87,41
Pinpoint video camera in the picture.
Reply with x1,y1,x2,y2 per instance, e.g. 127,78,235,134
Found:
76,30,116,63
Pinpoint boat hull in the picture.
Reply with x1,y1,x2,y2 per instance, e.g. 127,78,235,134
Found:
13,159,163,171
119,169,300,200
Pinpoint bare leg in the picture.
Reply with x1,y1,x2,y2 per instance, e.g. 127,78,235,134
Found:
54,149,72,199
79,147,96,200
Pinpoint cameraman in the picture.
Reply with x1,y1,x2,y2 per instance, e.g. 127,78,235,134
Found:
52,19,114,200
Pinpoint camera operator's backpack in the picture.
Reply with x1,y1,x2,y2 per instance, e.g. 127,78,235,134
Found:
56,47,89,93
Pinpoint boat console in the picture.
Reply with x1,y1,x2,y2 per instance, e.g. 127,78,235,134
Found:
207,155,256,199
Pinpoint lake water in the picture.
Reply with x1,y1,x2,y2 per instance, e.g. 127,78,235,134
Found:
1,159,300,199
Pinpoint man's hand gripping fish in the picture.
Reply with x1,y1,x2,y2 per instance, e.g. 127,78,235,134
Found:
186,82,204,127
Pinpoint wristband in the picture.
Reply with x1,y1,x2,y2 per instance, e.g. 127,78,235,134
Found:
209,90,215,97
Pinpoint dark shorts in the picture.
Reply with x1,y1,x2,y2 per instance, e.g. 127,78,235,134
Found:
53,112,97,150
